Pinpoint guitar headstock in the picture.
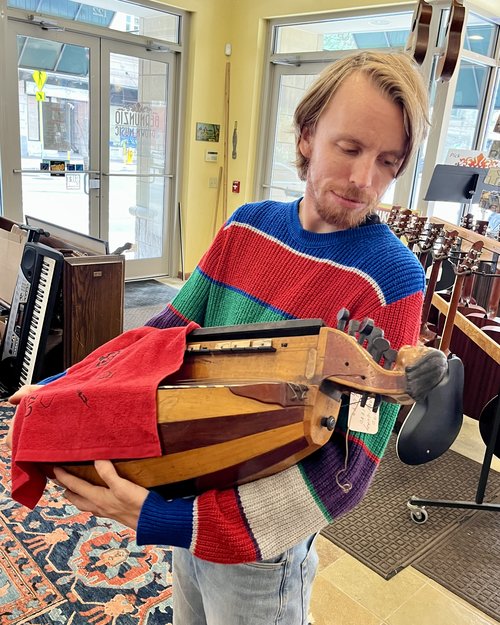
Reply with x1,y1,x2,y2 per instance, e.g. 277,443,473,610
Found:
406,215,428,245
473,220,489,236
420,222,444,253
460,213,474,230
433,229,459,261
391,209,413,237
456,240,483,276
405,0,433,65
386,205,402,227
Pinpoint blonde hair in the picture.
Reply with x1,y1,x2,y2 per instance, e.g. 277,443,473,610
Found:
294,51,430,180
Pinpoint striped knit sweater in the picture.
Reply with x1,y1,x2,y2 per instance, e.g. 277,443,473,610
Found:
137,198,425,563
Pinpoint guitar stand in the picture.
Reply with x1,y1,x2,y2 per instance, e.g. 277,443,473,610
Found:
407,387,500,523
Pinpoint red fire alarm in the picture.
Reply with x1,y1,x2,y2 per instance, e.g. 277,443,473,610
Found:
232,180,240,193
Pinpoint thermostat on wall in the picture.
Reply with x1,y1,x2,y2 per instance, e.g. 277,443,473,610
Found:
205,150,218,162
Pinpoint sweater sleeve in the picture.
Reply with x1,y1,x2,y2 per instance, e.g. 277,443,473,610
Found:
136,289,423,563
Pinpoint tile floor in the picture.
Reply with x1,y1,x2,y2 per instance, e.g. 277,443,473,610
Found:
309,416,500,625
157,277,499,624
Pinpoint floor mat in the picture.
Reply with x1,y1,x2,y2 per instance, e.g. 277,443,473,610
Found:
414,498,500,622
124,303,170,331
124,279,178,308
321,436,500,580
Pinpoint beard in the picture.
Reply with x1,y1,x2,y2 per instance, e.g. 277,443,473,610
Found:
313,183,379,230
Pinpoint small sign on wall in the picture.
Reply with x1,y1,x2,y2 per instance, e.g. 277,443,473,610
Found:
196,123,220,142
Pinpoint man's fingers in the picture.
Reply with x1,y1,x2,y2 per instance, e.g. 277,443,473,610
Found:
53,466,102,498
8,384,41,405
94,459,121,488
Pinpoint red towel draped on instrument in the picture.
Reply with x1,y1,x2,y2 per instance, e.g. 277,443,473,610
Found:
11,322,199,509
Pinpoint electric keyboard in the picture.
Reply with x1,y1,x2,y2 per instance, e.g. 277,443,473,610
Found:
0,241,63,392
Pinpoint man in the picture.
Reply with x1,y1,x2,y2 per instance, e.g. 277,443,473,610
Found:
9,51,430,624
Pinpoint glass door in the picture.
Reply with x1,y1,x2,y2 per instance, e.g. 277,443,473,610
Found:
7,23,100,236
6,21,177,279
101,40,176,279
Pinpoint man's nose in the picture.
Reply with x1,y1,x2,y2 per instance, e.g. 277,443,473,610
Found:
349,156,375,189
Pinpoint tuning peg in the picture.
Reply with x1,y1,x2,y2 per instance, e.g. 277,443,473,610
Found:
336,308,350,331
347,319,360,337
382,347,398,370
366,327,384,354
369,336,390,363
357,318,374,345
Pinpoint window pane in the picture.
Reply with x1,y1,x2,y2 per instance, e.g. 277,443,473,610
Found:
464,13,497,57
269,73,312,201
484,71,500,159
442,60,489,155
274,13,412,54
8,0,181,44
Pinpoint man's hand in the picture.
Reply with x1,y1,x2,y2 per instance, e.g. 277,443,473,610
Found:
53,460,149,530
3,384,43,450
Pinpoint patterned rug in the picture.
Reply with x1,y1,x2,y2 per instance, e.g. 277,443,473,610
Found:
0,405,173,624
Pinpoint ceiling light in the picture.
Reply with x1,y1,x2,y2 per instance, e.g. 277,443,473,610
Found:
468,35,484,40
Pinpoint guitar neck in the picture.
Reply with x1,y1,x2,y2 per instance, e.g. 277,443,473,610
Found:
421,258,443,327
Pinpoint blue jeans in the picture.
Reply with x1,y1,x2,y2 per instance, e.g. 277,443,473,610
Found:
172,535,319,625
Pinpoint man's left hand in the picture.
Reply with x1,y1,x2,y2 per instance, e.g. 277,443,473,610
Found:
53,460,148,530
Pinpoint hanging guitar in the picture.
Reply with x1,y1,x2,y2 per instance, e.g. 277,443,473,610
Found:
419,229,458,346
439,240,484,353
435,0,466,82
405,0,433,65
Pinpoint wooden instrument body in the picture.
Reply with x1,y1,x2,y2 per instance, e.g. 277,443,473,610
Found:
436,0,466,82
60,324,422,494
405,0,433,65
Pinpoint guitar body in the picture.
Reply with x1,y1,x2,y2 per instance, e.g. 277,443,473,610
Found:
405,0,433,65
397,355,463,464
479,395,500,459
436,0,466,82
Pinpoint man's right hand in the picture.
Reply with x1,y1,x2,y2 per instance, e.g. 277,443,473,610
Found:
3,384,42,449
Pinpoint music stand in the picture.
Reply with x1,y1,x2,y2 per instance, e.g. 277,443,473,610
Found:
424,164,496,220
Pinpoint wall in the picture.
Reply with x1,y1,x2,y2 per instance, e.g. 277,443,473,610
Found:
163,0,499,272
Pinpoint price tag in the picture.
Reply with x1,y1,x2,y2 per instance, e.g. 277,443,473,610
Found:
348,394,379,434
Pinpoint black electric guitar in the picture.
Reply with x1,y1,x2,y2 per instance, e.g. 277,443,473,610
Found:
405,0,433,65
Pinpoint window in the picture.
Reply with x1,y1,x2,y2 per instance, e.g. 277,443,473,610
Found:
8,0,181,44
274,13,412,54
263,10,413,204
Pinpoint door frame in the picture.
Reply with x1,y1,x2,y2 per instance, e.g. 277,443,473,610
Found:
100,38,177,279
3,21,101,229
1,8,184,279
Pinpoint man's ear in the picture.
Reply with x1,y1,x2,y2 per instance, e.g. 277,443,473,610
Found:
298,127,313,158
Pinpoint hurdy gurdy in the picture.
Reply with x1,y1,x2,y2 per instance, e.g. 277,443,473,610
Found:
60,317,447,496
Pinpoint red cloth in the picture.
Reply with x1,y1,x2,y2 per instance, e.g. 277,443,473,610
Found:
11,322,198,508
